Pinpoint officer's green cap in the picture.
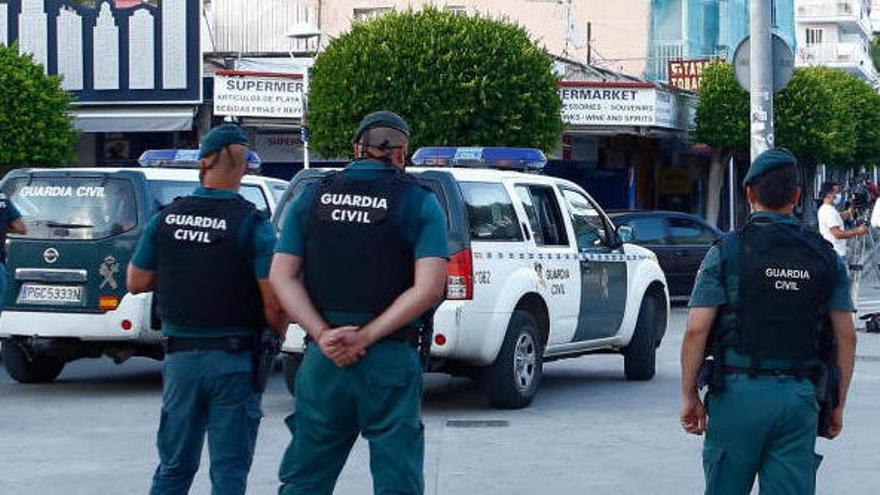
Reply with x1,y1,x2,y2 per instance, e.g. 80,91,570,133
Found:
743,148,797,186
198,124,250,159
352,111,410,143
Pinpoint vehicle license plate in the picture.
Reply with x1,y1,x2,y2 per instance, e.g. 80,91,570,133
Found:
17,284,84,305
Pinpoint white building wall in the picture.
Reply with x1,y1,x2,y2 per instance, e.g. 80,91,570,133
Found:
795,0,877,85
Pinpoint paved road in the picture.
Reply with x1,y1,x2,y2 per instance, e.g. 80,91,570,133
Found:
2,307,879,495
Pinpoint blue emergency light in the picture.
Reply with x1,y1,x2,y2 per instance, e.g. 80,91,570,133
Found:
411,147,546,171
137,149,262,171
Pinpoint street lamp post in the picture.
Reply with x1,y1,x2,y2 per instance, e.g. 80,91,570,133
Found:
286,24,321,170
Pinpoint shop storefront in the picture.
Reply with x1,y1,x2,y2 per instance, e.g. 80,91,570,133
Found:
552,78,702,213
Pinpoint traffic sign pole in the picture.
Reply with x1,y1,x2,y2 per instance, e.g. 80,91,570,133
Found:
750,0,774,161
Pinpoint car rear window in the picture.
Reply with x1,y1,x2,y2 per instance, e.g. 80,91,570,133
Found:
668,217,717,245
624,217,667,244
3,176,137,241
459,182,522,241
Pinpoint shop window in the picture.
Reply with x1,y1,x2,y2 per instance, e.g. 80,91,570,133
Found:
353,7,393,21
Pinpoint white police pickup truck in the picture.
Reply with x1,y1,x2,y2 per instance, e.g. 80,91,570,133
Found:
278,148,668,409
0,150,287,383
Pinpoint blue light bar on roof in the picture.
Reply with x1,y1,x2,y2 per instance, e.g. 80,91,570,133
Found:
411,147,546,171
137,149,262,171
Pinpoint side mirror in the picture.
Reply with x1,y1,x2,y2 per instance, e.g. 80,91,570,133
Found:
617,225,634,244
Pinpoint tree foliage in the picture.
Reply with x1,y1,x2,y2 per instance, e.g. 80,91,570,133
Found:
774,68,843,165
308,7,563,158
0,45,77,170
871,36,880,74
695,63,880,168
693,62,748,152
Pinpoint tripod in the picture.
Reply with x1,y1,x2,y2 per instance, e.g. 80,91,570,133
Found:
848,214,880,321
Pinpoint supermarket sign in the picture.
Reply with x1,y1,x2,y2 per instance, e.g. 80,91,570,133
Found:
213,70,304,119
558,82,684,130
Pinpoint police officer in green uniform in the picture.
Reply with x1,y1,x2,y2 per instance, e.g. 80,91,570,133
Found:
680,148,857,494
0,193,27,313
270,111,448,495
127,124,286,495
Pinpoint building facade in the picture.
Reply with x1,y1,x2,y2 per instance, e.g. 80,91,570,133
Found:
646,0,797,83
795,0,877,86
2,0,203,168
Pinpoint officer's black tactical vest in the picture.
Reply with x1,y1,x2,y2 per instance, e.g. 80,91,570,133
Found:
305,171,417,314
0,194,12,262
154,195,264,329
716,217,837,361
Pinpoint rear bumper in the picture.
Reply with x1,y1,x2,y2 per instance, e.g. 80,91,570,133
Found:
0,293,158,343
280,300,508,366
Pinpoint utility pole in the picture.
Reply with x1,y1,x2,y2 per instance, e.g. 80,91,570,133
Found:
587,22,592,65
750,0,774,161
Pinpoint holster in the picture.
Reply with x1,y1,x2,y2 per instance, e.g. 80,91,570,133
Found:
417,308,437,371
813,361,841,437
698,354,725,394
252,329,281,393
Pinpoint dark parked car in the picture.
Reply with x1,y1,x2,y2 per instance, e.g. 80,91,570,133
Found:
610,211,723,299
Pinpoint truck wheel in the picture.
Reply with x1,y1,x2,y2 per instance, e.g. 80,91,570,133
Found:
1,340,65,384
483,310,543,409
282,353,303,396
624,295,659,381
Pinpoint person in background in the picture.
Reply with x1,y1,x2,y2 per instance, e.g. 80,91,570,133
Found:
818,182,866,261
0,192,27,313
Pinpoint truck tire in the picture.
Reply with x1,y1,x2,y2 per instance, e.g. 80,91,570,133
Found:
1,340,65,384
624,295,659,381
483,310,544,409
282,352,303,396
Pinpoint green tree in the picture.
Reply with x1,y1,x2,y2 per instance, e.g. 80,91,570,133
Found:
307,7,562,158
871,36,880,74
693,64,878,224
0,45,77,171
693,62,748,226
775,67,852,168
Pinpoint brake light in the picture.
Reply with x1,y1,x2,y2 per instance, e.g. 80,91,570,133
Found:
447,249,473,300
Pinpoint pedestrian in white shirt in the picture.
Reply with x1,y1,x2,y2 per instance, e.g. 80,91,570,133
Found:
818,182,866,260
870,197,880,230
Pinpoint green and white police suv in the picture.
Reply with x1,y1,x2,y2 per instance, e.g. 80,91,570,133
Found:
0,150,287,383
277,147,669,409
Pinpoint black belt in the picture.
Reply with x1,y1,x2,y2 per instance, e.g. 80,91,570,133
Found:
164,336,256,354
722,365,808,377
385,327,421,347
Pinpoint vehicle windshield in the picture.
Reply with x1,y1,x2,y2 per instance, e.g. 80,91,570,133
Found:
2,176,138,241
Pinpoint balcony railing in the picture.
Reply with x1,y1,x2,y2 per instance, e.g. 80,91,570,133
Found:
647,41,685,82
797,0,872,35
797,42,878,80
210,0,318,54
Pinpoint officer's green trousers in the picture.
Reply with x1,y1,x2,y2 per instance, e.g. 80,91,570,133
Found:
703,374,822,495
278,340,424,495
150,350,262,495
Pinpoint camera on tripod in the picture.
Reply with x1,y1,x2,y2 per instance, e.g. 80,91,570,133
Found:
846,186,871,223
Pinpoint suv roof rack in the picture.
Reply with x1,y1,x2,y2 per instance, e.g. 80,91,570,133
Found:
138,149,262,171
411,147,546,172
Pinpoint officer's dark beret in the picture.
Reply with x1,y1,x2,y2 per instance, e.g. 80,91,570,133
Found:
742,148,797,186
352,111,410,143
199,124,250,159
